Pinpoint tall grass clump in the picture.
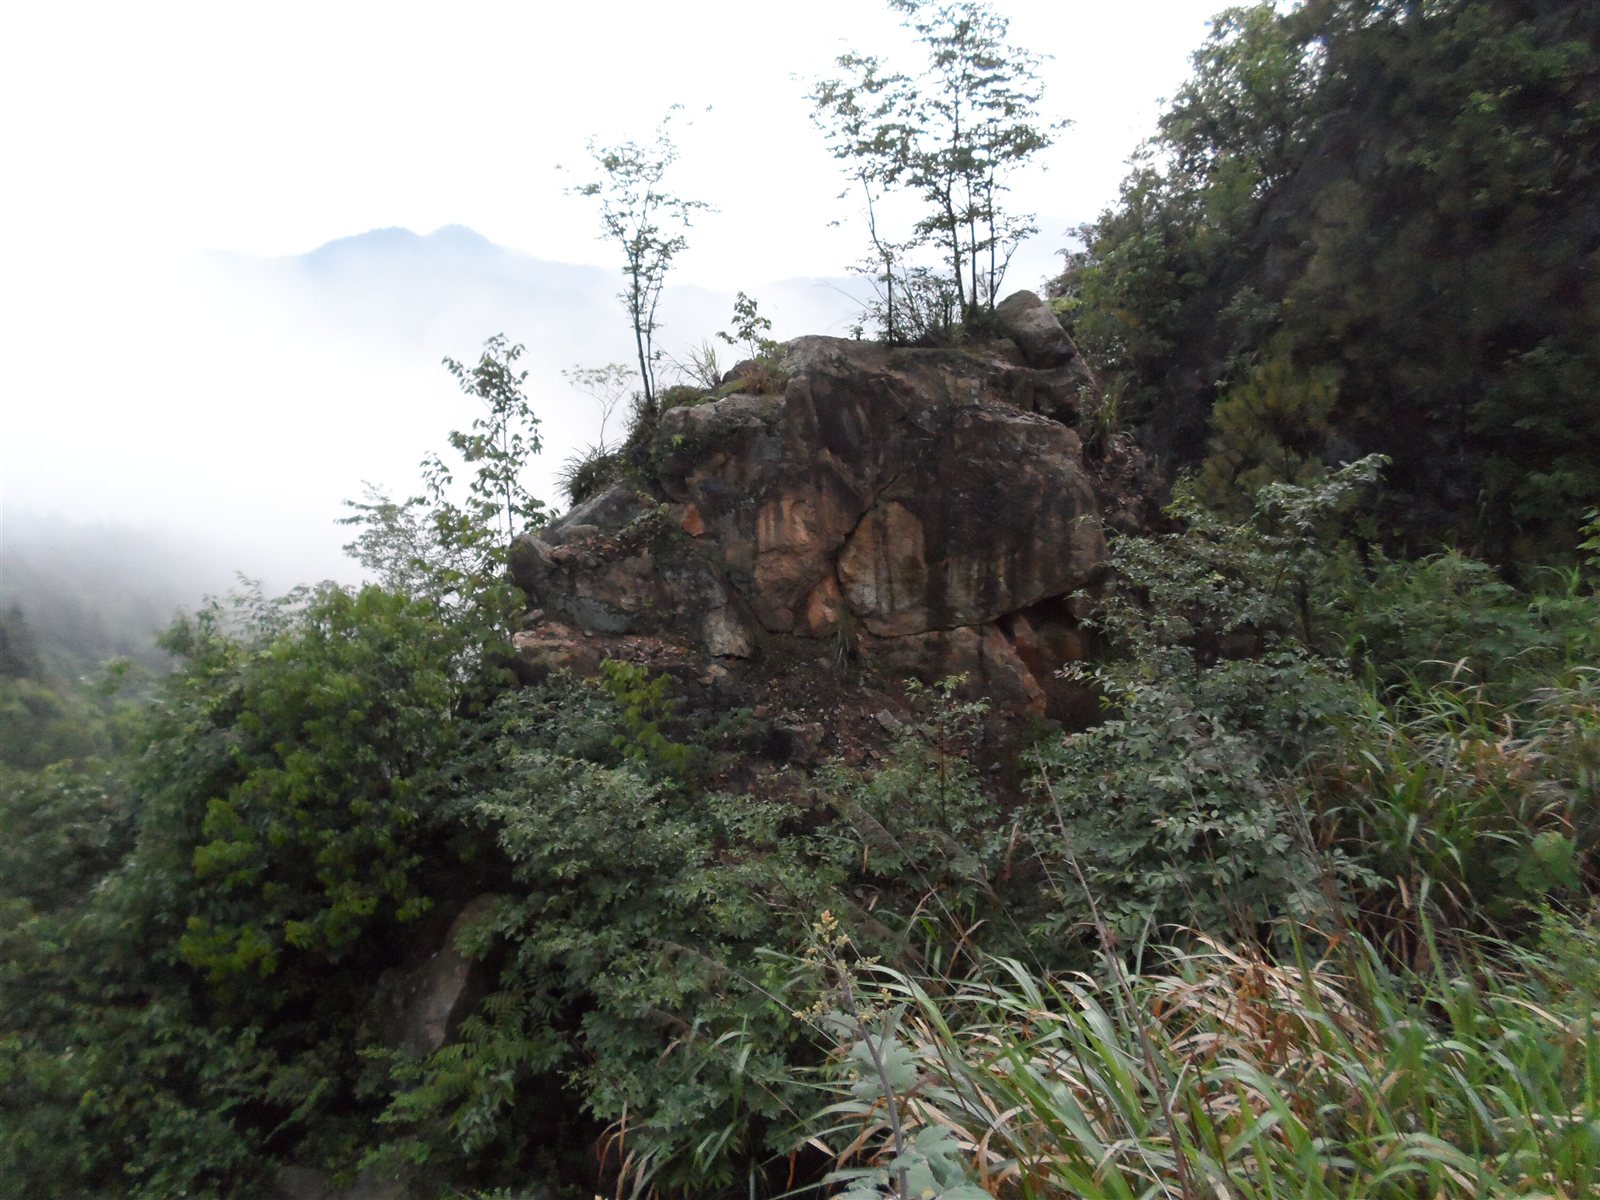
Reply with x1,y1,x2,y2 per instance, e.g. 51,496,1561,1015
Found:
1310,667,1600,959
799,911,1600,1199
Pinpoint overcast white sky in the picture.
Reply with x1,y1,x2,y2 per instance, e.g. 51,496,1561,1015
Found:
1,0,1224,586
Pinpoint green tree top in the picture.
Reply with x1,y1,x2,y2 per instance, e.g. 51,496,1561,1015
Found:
342,333,544,651
1058,0,1600,562
570,108,711,409
813,0,1062,332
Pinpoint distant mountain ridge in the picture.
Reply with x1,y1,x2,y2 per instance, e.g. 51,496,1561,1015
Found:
212,224,868,350
301,223,497,265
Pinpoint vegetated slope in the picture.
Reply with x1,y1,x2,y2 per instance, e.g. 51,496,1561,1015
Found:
6,4,1600,1194
7,278,1596,1199
0,509,236,678
1057,0,1600,563
1,298,1150,1199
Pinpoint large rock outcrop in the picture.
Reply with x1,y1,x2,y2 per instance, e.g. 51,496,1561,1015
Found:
510,294,1108,721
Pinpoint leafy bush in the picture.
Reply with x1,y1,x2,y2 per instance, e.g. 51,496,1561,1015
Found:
142,585,456,991
366,676,837,1195
0,761,133,912
366,673,1036,1197
1021,464,1385,945
0,580,470,1197
1326,548,1600,704
817,679,998,923
1029,651,1340,945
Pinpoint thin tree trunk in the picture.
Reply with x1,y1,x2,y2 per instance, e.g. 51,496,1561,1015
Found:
863,176,897,342
944,192,964,324
985,175,998,311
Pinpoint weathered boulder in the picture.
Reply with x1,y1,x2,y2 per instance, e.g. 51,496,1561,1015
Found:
510,617,604,683
543,485,653,546
510,500,755,658
376,894,498,1059
993,289,1078,369
273,897,504,1200
661,337,1104,636
833,407,1102,636
511,305,1110,719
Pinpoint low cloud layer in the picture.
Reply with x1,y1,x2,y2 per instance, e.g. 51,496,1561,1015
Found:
4,226,867,589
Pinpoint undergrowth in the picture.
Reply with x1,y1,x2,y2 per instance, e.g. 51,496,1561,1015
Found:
799,911,1600,1200
5,461,1599,1199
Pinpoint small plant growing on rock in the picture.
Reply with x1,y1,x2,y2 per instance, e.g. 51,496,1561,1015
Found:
667,338,723,391
569,107,711,410
717,291,789,395
555,445,624,506
718,291,777,361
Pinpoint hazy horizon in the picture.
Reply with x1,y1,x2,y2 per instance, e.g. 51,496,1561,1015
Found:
2,0,1227,600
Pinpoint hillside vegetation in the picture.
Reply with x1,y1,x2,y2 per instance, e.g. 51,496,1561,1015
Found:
4,2,1599,1198
1055,0,1598,562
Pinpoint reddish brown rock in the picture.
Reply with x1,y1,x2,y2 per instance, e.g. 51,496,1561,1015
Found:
511,620,603,682
860,624,1047,716
835,408,1103,636
659,335,1105,640
511,300,1114,718
1002,605,1098,724
803,574,846,637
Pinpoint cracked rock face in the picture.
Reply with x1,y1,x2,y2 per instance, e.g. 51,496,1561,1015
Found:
511,296,1108,718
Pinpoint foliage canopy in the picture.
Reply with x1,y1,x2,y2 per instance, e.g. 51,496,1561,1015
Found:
813,0,1060,339
1057,0,1600,562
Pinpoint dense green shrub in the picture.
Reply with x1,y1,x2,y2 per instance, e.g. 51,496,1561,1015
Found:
1029,650,1341,944
0,762,133,912
1021,464,1382,945
0,582,468,1197
1325,549,1600,704
364,672,1038,1196
142,585,457,992
366,677,836,1195
816,680,1002,941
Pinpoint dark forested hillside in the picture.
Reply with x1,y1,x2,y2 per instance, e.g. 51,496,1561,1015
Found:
0,513,228,770
1056,0,1600,562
